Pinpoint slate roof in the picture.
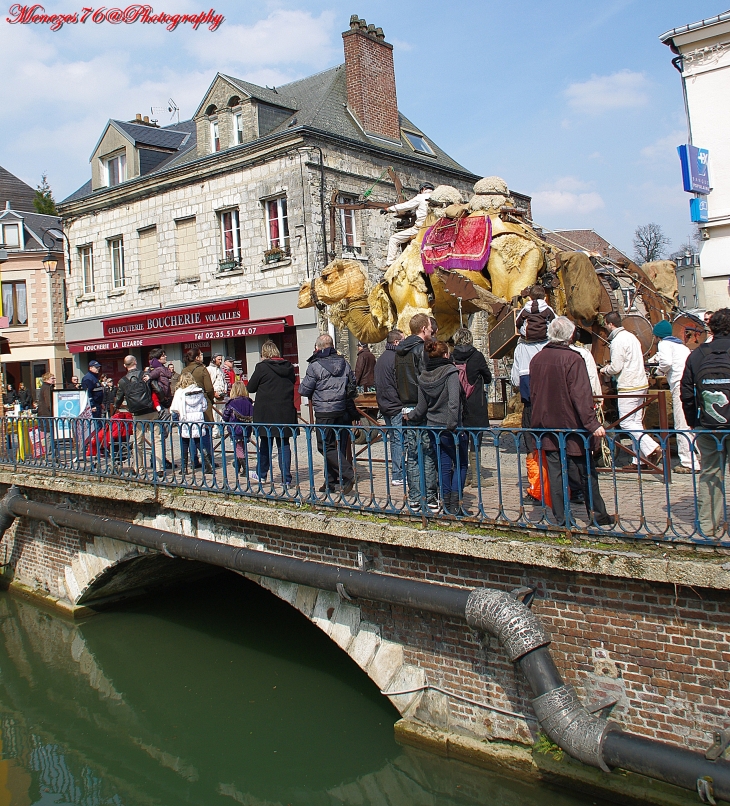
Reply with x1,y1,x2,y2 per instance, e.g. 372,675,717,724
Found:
219,74,299,111
62,63,473,204
544,229,631,264
113,120,191,151
0,166,36,212
0,203,63,251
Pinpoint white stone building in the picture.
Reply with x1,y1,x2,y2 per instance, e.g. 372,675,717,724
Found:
60,16,528,395
661,11,730,310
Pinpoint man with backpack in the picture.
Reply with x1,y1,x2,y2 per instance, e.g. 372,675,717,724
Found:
114,355,163,476
681,309,730,536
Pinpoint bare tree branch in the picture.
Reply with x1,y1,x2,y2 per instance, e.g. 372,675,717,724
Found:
633,223,671,264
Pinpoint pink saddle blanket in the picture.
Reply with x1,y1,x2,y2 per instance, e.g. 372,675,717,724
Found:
420,215,492,274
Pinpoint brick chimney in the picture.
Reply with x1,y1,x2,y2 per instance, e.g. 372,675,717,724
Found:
342,15,400,140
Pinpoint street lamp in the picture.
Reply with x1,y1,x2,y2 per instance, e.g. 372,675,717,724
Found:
42,250,58,273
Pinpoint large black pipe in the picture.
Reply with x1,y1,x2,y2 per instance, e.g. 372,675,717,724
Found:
4,486,730,802
0,489,470,618
604,732,730,803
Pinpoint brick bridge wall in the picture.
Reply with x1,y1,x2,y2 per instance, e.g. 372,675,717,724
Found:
1,479,729,759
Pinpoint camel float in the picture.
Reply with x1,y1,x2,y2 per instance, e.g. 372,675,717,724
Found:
298,177,690,362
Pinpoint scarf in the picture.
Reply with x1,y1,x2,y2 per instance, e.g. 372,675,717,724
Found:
426,356,453,370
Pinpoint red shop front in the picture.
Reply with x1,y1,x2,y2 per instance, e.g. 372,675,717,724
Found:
68,299,294,383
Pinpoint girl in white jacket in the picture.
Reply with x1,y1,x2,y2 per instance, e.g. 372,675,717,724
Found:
170,373,212,473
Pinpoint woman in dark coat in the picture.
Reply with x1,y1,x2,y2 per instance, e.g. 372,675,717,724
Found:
247,340,297,487
451,328,491,427
452,328,492,486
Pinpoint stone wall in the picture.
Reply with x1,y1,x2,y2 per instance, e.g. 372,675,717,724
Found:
2,481,728,759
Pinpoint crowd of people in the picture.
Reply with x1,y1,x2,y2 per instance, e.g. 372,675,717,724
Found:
9,303,730,537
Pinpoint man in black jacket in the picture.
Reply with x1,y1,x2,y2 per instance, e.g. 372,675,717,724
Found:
395,313,437,509
114,355,163,476
680,308,730,536
375,329,404,485
299,334,355,495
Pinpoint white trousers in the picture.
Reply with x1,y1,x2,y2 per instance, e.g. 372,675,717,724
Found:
386,226,418,264
670,380,699,469
617,393,659,463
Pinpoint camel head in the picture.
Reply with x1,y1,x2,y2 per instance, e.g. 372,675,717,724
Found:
297,259,367,309
469,176,512,213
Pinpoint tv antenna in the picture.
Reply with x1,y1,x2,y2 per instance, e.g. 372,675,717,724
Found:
150,98,180,126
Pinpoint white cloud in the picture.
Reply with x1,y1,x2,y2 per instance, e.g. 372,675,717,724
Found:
185,10,337,71
533,177,605,216
0,8,341,198
564,70,650,115
640,130,686,162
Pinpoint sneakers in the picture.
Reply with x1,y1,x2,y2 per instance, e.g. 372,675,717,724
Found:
250,471,261,482
341,480,355,495
391,478,404,487
427,500,440,515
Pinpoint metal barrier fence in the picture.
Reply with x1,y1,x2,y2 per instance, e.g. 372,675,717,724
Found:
0,415,724,545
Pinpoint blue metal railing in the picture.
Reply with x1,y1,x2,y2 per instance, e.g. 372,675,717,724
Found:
0,415,723,545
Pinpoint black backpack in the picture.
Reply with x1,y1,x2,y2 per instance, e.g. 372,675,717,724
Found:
694,344,730,429
122,372,153,414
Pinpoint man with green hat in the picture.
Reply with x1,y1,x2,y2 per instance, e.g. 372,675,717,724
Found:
648,320,697,473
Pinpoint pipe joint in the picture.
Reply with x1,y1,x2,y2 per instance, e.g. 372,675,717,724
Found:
532,684,619,772
0,486,21,539
465,588,550,661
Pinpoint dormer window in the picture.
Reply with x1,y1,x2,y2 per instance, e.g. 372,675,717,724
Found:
104,152,127,187
234,112,244,145
1,223,20,249
210,119,220,152
402,130,434,156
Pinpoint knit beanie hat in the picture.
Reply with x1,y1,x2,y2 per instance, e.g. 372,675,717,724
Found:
653,320,673,339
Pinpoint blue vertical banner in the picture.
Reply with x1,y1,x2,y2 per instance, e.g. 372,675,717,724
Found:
690,197,709,223
678,145,710,194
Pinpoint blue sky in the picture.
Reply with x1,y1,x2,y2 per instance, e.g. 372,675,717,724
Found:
0,1,721,256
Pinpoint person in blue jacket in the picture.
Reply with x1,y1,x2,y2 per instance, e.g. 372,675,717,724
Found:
81,360,105,419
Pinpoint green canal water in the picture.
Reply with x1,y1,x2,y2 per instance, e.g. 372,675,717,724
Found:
0,572,605,805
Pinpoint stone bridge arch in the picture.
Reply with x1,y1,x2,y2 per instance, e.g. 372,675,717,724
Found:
64,509,435,727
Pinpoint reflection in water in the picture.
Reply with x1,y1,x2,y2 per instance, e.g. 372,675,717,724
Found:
0,574,599,805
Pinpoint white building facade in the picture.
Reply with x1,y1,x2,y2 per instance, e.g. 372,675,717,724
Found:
662,12,730,310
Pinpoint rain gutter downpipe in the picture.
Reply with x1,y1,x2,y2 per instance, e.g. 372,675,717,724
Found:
1,486,728,802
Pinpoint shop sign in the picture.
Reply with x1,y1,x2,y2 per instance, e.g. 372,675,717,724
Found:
103,299,249,339
678,144,710,194
189,323,279,341
690,197,709,223
182,340,211,352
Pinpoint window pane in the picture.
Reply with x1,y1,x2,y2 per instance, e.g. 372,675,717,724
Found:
2,284,13,324
110,239,125,287
403,131,433,154
267,201,280,247
235,114,243,144
15,283,26,325
3,224,19,248
81,247,94,293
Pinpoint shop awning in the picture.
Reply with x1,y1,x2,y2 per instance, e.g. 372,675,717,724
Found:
67,317,290,354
